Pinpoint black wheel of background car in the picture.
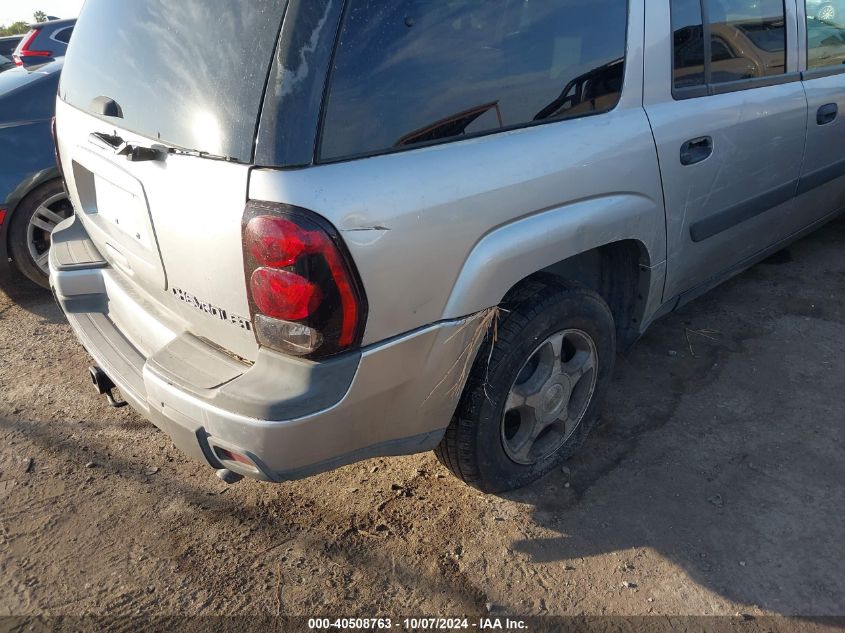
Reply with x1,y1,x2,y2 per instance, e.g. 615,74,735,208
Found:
818,3,837,21
8,179,73,288
435,280,616,493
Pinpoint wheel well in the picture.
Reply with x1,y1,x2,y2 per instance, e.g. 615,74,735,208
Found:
4,172,62,251
502,240,650,351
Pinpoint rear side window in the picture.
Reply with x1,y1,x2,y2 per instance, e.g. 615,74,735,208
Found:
60,0,287,163
671,0,787,94
806,2,845,70
52,27,73,44
320,0,628,161
672,0,706,88
0,38,20,58
710,0,786,83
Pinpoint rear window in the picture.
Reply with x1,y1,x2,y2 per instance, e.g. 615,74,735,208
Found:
52,27,73,44
0,38,20,58
59,0,287,163
319,0,628,161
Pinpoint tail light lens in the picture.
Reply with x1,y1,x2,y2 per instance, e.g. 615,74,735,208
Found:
242,202,368,359
15,29,50,62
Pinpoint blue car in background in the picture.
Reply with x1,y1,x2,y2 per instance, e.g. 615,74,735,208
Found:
11,18,75,68
0,35,23,59
0,60,71,288
807,0,845,21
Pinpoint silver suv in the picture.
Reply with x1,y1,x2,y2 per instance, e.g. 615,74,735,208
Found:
51,0,845,492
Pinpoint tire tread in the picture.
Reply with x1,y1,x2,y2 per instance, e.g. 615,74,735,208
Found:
436,278,614,491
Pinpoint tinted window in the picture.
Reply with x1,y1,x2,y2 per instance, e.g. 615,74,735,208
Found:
671,0,786,93
807,2,845,69
672,0,706,88
708,0,786,83
60,0,287,163
320,0,628,161
53,27,73,44
0,38,21,58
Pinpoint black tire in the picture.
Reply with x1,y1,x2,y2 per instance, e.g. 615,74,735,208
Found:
8,179,71,289
435,280,616,493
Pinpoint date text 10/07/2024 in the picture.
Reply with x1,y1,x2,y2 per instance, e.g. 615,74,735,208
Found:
307,617,528,630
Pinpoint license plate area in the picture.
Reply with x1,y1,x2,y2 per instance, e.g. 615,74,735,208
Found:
92,176,154,251
69,149,167,289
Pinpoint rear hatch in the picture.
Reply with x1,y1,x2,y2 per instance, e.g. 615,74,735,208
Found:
56,0,288,362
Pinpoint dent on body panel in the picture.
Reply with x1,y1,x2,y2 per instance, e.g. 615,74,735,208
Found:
251,108,665,344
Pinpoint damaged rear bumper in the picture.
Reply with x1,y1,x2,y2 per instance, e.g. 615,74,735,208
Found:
49,216,481,481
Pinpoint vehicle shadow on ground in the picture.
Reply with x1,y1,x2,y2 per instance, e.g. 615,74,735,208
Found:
0,272,63,324
506,216,845,616
2,218,843,618
0,411,490,616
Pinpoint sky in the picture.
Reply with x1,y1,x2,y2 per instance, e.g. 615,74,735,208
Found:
0,0,85,26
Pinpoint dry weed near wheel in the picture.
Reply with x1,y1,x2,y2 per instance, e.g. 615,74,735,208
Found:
436,281,616,493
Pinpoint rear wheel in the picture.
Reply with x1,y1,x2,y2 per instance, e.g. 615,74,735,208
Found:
8,180,72,288
435,281,616,493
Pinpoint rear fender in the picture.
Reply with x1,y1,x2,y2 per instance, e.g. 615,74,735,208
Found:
1,166,61,263
442,194,664,320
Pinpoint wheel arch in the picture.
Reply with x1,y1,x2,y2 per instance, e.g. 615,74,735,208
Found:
441,194,666,350
3,166,62,237
3,166,62,252
509,240,653,350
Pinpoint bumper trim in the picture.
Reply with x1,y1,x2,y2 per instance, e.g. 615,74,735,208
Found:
67,311,147,414
51,217,483,482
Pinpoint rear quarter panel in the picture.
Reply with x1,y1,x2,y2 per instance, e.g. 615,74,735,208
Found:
250,0,666,345
250,107,666,345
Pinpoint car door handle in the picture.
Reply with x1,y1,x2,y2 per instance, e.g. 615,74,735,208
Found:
817,103,838,126
680,136,713,166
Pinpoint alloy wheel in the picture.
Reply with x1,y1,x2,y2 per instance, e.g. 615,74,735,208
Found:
26,192,73,275
501,329,599,465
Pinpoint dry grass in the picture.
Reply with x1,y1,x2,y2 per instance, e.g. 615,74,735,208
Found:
423,306,504,404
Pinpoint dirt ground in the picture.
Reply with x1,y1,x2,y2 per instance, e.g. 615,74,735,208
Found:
0,217,843,630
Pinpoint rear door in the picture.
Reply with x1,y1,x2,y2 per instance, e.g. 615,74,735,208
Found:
645,0,808,300
796,2,845,220
56,0,288,361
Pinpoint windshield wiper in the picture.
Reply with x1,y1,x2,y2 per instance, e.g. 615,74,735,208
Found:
89,132,239,163
88,132,166,162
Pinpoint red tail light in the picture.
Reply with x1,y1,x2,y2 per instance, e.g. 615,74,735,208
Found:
242,202,367,359
15,29,51,62
250,268,323,321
